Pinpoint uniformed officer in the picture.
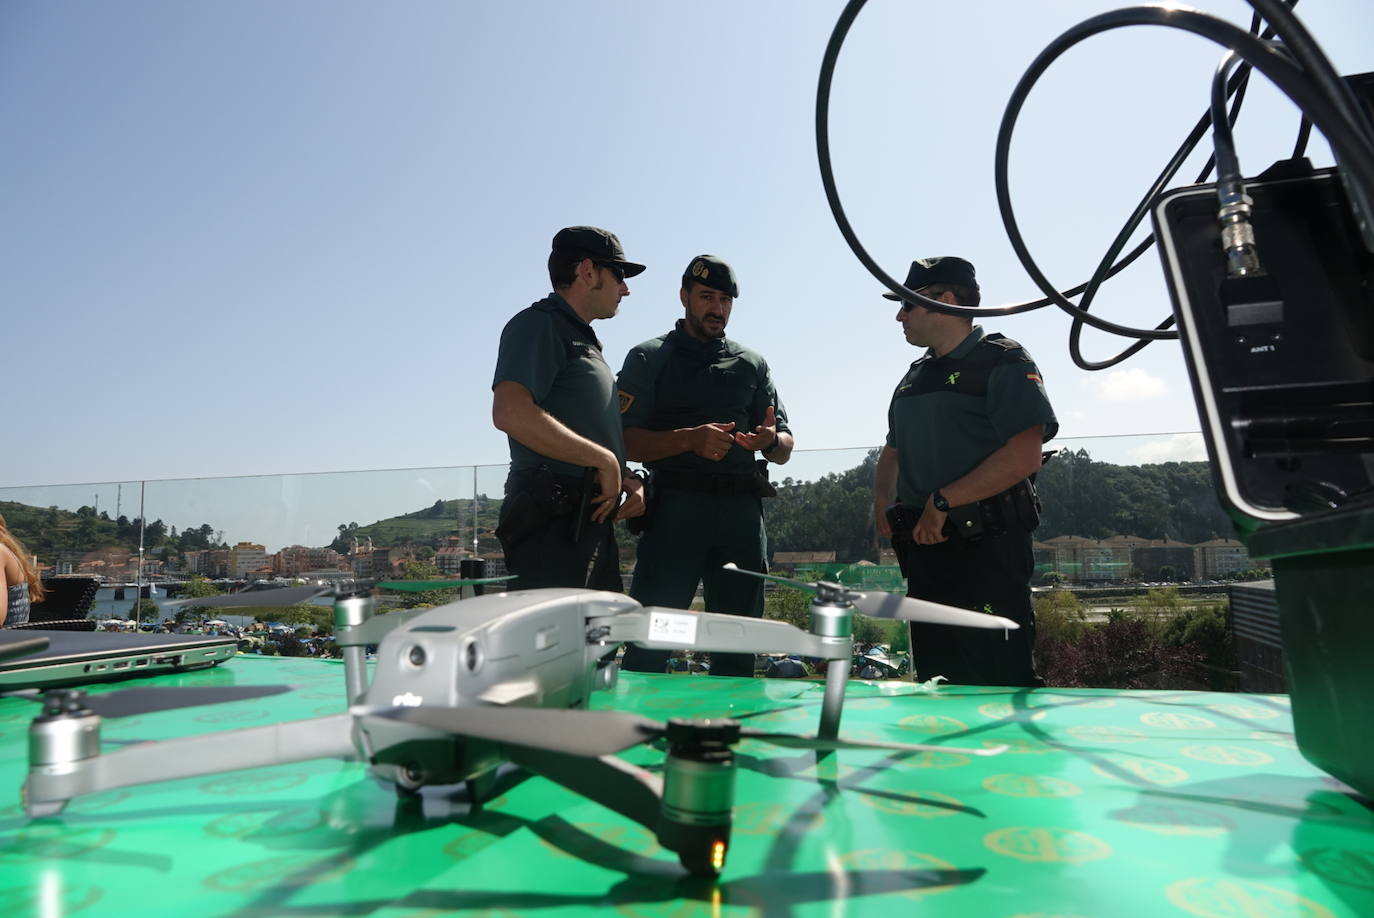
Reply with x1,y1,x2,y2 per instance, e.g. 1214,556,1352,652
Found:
491,226,647,592
872,256,1057,687
616,255,794,676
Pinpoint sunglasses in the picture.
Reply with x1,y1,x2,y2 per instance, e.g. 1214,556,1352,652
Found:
900,287,938,311
595,261,626,283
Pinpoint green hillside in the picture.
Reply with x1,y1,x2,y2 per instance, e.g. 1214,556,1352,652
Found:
331,498,503,554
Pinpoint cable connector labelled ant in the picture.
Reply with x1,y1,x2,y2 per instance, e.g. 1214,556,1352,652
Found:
1217,183,1262,278
1216,181,1283,328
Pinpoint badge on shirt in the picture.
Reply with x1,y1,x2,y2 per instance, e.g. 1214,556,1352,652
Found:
1026,372,1043,384
618,390,635,414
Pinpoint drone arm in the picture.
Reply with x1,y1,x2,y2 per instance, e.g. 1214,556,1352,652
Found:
590,609,849,660
336,608,429,647
505,744,664,830
25,713,357,817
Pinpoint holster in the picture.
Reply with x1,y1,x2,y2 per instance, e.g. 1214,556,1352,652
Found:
626,470,656,536
496,466,586,554
753,459,778,498
885,503,919,577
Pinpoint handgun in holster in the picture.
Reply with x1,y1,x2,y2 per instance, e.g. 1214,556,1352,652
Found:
626,470,655,536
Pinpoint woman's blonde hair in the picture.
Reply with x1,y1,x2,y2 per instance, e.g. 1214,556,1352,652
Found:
0,513,45,603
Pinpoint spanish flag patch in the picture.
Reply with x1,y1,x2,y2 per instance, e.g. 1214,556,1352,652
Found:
618,390,635,414
1026,373,1043,384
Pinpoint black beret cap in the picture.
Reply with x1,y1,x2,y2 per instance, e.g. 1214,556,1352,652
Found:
682,255,739,297
881,256,978,300
552,226,646,278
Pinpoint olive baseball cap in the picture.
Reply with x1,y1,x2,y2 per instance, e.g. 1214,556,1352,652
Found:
881,256,978,300
551,226,646,278
682,255,739,297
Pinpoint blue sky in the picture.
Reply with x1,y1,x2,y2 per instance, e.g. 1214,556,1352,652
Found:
4,0,1371,508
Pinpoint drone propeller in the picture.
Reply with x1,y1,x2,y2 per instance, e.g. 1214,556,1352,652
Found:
163,575,514,609
361,704,1004,759
0,635,50,664
721,563,1017,631
7,684,293,719
162,584,330,609
373,577,513,593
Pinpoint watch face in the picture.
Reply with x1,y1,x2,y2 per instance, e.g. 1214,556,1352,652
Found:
933,491,949,511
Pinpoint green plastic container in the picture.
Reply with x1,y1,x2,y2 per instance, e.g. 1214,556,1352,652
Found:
1248,503,1374,799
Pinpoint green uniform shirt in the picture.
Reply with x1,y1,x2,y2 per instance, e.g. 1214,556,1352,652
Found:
492,293,626,478
886,326,1057,505
617,321,789,474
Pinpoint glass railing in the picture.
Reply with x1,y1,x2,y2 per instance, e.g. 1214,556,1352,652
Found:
2,432,1269,690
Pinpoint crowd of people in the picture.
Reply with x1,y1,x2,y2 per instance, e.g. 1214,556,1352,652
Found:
493,228,1058,687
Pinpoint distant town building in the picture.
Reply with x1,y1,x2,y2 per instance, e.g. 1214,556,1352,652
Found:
1034,534,1251,583
203,548,232,578
229,542,268,578
1194,538,1252,579
1131,539,1196,580
272,545,345,576
434,546,478,575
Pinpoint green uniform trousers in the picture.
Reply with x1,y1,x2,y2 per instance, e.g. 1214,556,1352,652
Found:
904,531,1043,687
621,488,767,677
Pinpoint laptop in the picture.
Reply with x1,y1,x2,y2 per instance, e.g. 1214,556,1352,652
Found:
0,629,238,691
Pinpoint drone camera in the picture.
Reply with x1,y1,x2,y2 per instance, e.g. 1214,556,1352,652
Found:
407,645,426,668
462,638,483,673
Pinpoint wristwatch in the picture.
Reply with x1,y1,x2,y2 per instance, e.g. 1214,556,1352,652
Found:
931,489,950,512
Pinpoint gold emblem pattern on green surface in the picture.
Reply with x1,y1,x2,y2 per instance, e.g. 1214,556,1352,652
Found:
989,738,1057,755
1298,847,1374,890
0,883,102,915
978,702,1049,721
837,849,962,899
1248,730,1298,749
982,774,1082,798
1091,754,1191,785
537,820,661,860
857,789,965,819
0,825,118,861
200,771,310,795
441,814,525,862
984,827,1113,863
891,750,972,770
203,853,355,891
1179,745,1275,766
733,801,823,835
1165,877,1336,918
845,697,896,710
1114,804,1235,836
203,806,327,839
1065,725,1148,744
1140,711,1217,730
1207,703,1282,720
896,713,969,734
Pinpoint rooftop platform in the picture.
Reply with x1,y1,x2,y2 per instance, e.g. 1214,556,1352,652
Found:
2,655,1370,917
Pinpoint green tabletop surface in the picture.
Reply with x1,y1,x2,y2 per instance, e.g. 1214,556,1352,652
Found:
2,655,1371,917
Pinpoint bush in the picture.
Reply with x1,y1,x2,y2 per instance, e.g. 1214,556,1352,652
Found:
1040,615,1206,689
1157,602,1236,690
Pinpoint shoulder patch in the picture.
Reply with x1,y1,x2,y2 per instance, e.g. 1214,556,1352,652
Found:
618,390,635,414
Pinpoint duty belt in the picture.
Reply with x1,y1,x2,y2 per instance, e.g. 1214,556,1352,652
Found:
653,468,760,497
